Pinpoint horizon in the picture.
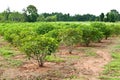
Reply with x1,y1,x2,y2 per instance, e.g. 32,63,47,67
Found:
0,0,120,16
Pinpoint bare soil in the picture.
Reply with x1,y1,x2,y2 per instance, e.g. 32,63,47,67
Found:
0,36,118,80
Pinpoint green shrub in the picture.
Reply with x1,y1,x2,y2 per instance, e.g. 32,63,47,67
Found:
44,29,63,42
61,28,83,54
104,25,113,39
22,36,58,67
112,24,120,36
0,48,14,58
79,25,103,46
45,55,64,63
13,29,37,46
3,27,21,43
65,23,79,28
36,23,55,35
91,22,113,40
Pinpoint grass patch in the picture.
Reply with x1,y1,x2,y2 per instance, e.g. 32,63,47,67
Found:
100,42,120,80
86,51,96,56
103,60,120,76
114,45,120,48
0,59,23,68
7,59,23,67
64,75,78,80
84,49,96,57
67,55,80,59
100,52,120,79
0,48,15,58
100,76,120,80
77,48,97,57
112,45,120,52
45,55,64,63
0,47,23,67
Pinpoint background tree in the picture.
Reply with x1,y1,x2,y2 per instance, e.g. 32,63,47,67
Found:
8,11,24,22
45,15,57,22
22,8,29,22
99,13,104,21
37,14,45,21
106,9,119,22
26,5,38,22
0,13,4,21
3,7,11,21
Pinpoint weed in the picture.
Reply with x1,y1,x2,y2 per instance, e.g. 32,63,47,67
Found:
99,76,120,80
77,48,97,57
7,59,23,67
86,51,96,56
100,44,120,79
67,55,80,59
0,47,23,67
45,55,64,63
0,48,14,58
84,48,96,57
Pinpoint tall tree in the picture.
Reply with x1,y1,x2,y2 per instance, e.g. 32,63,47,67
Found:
8,11,24,22
26,5,38,22
22,8,29,22
99,13,104,21
45,15,57,22
37,14,45,21
106,9,119,22
3,7,11,21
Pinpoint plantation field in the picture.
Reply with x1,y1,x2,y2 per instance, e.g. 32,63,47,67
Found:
0,22,120,80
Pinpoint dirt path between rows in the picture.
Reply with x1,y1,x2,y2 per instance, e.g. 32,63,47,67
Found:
74,50,111,80
73,38,118,80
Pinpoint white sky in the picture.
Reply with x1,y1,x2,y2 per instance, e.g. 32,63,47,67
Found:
0,0,120,16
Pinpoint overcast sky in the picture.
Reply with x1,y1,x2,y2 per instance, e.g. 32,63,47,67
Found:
0,0,120,16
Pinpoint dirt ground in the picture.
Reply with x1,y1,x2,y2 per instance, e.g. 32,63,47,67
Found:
0,36,118,80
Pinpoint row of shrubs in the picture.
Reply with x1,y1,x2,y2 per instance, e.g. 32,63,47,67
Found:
0,22,120,67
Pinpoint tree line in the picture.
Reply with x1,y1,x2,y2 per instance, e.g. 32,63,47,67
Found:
0,5,120,22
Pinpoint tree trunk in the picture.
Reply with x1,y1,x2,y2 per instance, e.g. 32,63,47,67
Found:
68,46,73,54
69,49,72,54
37,58,44,67
86,42,90,47
39,61,44,67
105,36,108,40
37,55,45,67
85,39,90,47
98,40,101,43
